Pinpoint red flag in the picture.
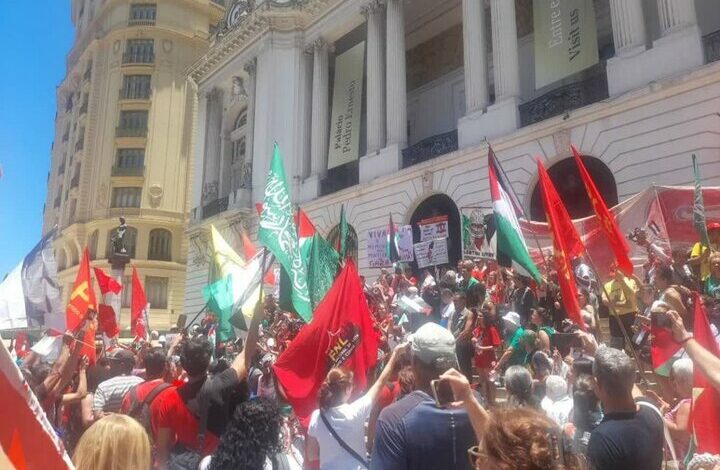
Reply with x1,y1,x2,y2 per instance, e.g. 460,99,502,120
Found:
691,294,720,453
13,333,29,359
131,267,149,340
272,260,378,428
241,232,258,260
536,159,587,330
66,248,97,332
255,202,264,216
0,341,74,470
572,145,634,275
297,209,316,241
97,304,120,338
93,267,122,295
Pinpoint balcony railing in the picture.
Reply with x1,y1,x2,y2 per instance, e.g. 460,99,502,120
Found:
519,73,609,127
119,89,151,100
116,127,148,138
202,196,229,219
122,52,155,65
128,18,156,26
321,163,359,196
111,166,145,177
402,129,458,169
71,175,80,188
703,30,720,63
75,140,84,151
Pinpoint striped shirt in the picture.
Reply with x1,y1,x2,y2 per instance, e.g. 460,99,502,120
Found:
93,375,144,413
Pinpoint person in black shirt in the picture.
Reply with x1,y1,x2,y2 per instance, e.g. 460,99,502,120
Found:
587,347,664,470
512,274,536,325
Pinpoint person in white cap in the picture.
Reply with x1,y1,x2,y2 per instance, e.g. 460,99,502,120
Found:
371,323,479,470
491,311,526,376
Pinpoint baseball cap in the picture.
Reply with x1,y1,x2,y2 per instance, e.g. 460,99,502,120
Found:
707,222,720,231
107,348,135,365
502,311,521,330
408,323,456,367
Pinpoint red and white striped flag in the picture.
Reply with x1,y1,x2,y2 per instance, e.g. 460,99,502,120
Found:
0,340,74,469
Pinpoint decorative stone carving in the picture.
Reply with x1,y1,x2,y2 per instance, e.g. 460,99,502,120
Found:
552,129,572,159
162,39,173,54
202,181,219,204
148,184,163,208
189,232,210,267
96,183,108,208
231,76,247,101
421,171,434,194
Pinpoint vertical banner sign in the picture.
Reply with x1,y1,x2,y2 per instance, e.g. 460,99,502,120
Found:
367,225,414,268
533,0,599,89
328,41,366,170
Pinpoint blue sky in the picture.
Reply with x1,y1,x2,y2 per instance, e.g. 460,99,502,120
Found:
0,2,73,277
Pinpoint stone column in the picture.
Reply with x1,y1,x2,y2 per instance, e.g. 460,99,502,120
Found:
202,88,223,205
657,0,697,35
608,0,647,55
363,0,385,154
462,0,489,114
310,39,330,179
490,0,520,101
244,60,257,188
385,0,407,148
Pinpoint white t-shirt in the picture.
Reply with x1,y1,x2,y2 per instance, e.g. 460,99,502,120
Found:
307,393,373,470
541,395,574,427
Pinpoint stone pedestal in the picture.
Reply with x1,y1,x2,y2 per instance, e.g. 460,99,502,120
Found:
458,97,520,148
360,144,402,184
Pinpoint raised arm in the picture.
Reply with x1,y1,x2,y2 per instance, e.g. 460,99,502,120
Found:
440,368,489,442
364,343,406,405
669,309,720,392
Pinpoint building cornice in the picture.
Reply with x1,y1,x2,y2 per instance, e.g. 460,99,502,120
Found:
187,0,341,84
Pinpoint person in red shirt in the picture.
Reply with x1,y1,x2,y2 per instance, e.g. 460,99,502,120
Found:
152,301,263,466
472,305,502,406
120,347,171,438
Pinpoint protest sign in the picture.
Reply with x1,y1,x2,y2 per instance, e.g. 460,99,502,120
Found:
414,238,449,268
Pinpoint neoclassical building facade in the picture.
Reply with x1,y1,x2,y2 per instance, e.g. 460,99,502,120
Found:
44,0,224,331
183,0,720,316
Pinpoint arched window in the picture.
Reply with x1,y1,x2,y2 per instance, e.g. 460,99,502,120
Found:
327,224,359,262
230,109,252,191
88,230,99,260
106,226,138,258
148,228,172,261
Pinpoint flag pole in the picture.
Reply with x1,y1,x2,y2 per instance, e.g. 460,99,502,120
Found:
582,252,649,384
183,301,210,334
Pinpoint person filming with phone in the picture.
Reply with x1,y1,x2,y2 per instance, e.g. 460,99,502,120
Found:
371,323,479,470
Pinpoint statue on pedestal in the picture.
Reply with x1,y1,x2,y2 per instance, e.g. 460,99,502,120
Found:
111,217,128,255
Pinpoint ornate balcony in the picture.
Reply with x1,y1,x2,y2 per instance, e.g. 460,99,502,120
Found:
112,166,145,177
402,129,459,169
519,73,609,127
703,30,720,63
122,52,155,65
128,18,156,27
116,127,148,138
202,196,229,219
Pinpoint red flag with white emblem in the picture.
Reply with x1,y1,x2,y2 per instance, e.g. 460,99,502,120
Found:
66,248,97,362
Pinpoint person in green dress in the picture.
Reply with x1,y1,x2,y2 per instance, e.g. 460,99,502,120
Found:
529,308,555,353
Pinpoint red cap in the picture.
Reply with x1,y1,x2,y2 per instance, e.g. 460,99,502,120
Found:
708,222,720,231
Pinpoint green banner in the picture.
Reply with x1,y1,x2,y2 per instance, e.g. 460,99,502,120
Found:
328,41,365,170
533,0,599,89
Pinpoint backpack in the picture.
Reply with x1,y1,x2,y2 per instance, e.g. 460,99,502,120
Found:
126,382,172,433
167,381,211,470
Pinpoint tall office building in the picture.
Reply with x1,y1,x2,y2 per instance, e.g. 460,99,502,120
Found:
44,0,224,331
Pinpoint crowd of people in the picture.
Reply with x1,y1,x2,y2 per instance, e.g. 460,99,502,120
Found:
8,223,720,469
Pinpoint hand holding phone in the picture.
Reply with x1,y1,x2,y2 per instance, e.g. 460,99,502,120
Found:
431,378,455,408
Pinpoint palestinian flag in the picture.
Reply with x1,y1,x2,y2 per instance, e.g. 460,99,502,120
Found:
386,213,400,264
488,158,542,283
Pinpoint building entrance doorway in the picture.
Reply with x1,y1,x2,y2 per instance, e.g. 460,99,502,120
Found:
409,193,462,272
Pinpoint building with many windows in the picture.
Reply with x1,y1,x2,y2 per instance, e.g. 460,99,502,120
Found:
44,0,224,331
183,0,720,316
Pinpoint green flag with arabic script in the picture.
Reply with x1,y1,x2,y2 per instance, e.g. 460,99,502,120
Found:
258,143,312,321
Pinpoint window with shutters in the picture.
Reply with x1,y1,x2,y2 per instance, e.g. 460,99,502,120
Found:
119,111,148,130
230,109,251,191
116,149,145,168
148,228,172,261
121,75,151,100
129,4,156,24
145,276,168,309
111,187,142,208
123,39,154,64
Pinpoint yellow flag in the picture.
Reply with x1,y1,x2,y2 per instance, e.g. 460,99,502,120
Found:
210,225,245,279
